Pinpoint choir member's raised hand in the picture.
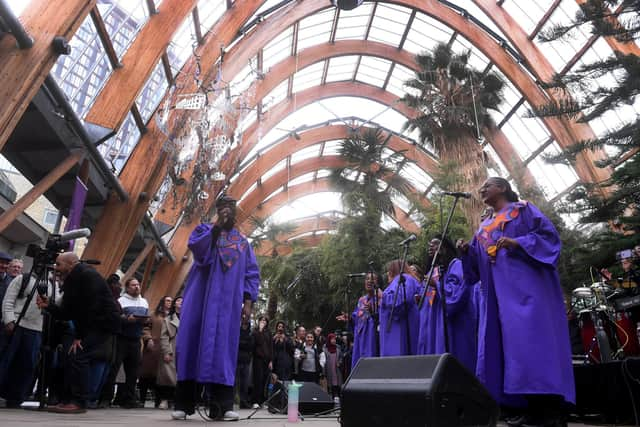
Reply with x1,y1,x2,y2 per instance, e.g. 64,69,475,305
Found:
335,312,348,322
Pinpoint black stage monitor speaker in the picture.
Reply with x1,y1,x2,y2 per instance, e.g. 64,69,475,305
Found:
269,381,334,415
341,354,499,427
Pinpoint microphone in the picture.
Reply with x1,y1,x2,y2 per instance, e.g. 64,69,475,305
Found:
80,259,101,265
347,273,366,278
58,228,91,243
442,191,472,199
398,234,417,246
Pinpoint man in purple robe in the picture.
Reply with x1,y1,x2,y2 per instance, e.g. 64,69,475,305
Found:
379,260,420,356
459,177,574,427
417,237,477,373
171,194,260,421
338,273,383,368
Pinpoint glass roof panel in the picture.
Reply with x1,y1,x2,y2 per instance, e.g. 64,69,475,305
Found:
403,12,453,55
399,162,432,193
368,3,412,47
263,185,284,203
97,0,149,60
136,59,169,123
263,26,293,72
483,144,510,179
97,112,141,174
534,0,592,72
322,140,343,157
527,142,579,199
316,169,332,179
355,56,392,88
489,69,522,124
297,8,334,52
440,0,512,45
261,158,287,182
262,79,289,112
292,61,325,93
391,191,412,213
500,103,551,160
450,35,491,71
291,145,322,164
239,181,257,203
167,14,196,77
270,193,343,223
325,55,359,83
197,0,226,34
51,15,113,118
334,2,374,41
502,0,557,36
288,172,316,187
386,63,415,97
228,59,257,99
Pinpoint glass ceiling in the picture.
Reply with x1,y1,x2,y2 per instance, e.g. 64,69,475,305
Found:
8,0,637,240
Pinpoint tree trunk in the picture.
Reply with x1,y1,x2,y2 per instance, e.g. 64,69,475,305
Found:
438,133,487,230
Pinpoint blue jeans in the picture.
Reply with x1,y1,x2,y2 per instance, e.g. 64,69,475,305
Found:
0,326,41,403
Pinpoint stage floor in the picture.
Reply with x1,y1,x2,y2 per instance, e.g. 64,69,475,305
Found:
0,407,634,426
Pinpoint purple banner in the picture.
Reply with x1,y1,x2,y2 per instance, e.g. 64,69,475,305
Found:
65,176,88,251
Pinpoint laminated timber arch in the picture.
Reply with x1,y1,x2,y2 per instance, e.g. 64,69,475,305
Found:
0,0,95,148
216,0,607,187
253,216,340,257
82,1,265,276
228,124,440,202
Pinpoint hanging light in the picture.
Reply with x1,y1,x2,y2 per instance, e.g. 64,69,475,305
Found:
331,0,364,10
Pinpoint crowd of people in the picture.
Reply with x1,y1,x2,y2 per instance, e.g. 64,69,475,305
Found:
0,177,607,427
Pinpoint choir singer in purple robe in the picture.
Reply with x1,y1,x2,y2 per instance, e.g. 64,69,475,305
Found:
379,260,420,356
458,177,574,427
171,194,260,422
337,272,383,368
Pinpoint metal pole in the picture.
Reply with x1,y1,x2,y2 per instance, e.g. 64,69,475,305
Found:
0,0,34,49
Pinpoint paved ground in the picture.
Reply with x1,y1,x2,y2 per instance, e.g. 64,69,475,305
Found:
0,407,632,427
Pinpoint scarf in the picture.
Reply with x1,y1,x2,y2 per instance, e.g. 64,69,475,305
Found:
326,333,337,353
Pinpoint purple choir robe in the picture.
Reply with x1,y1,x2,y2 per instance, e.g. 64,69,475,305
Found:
417,259,478,373
461,201,575,405
379,273,420,356
176,224,260,386
351,290,382,369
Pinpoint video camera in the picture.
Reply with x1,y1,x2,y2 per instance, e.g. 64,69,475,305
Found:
26,228,91,270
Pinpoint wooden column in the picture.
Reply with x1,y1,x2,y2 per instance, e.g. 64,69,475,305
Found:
0,151,82,233
141,245,157,293
0,0,95,149
121,241,155,285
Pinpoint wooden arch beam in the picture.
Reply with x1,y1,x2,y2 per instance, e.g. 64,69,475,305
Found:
0,0,95,148
230,124,439,200
217,0,606,187
253,216,337,257
263,235,326,257
233,155,429,226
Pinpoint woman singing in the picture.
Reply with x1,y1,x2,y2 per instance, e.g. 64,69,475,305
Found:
458,177,574,427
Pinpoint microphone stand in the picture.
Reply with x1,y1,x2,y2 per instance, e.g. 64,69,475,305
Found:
367,264,380,356
345,276,353,334
385,239,413,354
417,194,464,353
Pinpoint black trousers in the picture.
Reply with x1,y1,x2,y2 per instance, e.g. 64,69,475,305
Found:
111,336,141,405
175,380,233,417
251,358,269,404
65,332,112,408
235,361,250,405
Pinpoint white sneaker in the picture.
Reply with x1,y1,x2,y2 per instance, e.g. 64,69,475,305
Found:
223,410,240,421
251,403,260,409
158,400,168,410
171,410,187,420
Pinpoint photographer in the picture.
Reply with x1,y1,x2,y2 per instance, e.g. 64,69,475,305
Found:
0,273,52,407
36,252,120,414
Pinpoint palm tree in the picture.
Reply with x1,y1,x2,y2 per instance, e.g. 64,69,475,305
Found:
250,217,299,320
330,127,413,225
402,43,504,227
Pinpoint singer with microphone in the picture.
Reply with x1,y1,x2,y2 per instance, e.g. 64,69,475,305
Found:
337,272,383,368
172,193,260,422
379,259,420,356
36,252,121,413
457,177,573,427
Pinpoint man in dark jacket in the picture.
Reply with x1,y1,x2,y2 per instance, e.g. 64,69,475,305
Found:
37,252,120,413
236,318,254,409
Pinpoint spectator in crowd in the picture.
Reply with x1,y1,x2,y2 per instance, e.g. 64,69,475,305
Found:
140,296,171,407
313,325,325,353
341,333,354,381
36,252,120,414
0,272,51,407
251,316,272,409
294,333,325,384
157,297,182,410
0,252,15,325
235,313,254,409
7,259,23,279
98,274,123,408
322,333,343,401
292,325,306,380
272,321,294,381
115,278,149,408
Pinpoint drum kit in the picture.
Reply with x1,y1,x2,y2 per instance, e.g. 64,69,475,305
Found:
571,282,640,363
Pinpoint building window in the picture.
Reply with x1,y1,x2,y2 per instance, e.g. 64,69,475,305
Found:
43,209,59,228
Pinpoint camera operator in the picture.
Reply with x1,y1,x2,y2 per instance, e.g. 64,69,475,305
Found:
0,272,53,407
36,252,120,414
